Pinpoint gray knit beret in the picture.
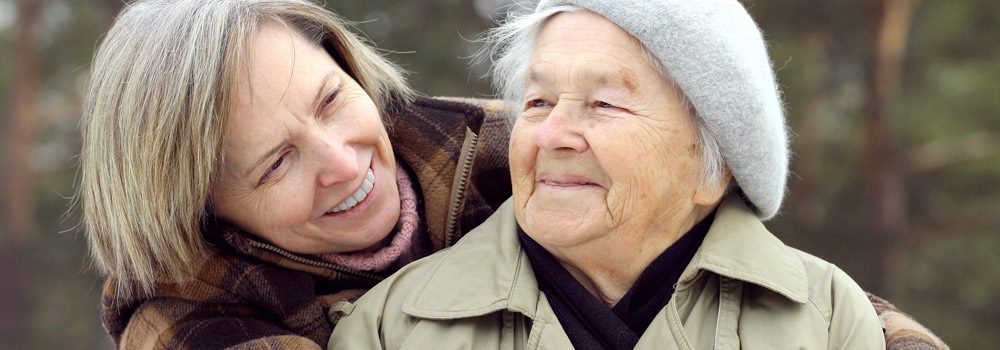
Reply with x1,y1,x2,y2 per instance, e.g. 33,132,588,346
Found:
535,0,789,220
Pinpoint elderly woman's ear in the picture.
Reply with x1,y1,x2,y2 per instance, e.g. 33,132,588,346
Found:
694,168,733,208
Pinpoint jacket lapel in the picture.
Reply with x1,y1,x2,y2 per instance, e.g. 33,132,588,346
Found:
401,199,541,320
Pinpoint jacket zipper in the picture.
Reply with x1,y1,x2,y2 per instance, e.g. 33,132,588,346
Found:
443,127,480,247
245,239,384,282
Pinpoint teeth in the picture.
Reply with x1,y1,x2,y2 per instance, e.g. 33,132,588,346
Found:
327,168,376,214
343,196,358,208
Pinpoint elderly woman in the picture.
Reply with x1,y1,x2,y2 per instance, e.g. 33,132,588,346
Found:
328,0,889,349
79,0,510,348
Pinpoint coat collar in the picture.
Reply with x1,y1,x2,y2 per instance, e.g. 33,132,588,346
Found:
403,194,808,320
678,194,809,303
388,96,487,250
402,199,542,319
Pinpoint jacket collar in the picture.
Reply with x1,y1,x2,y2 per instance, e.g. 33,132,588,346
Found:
388,96,487,250
403,194,808,320
678,193,809,303
402,199,542,319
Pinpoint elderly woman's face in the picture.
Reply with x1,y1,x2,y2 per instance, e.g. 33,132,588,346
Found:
511,11,723,251
211,22,400,255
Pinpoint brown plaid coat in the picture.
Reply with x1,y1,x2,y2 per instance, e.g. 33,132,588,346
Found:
101,97,513,349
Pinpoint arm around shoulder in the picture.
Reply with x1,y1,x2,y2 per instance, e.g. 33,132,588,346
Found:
327,288,391,350
119,299,323,350
328,259,431,350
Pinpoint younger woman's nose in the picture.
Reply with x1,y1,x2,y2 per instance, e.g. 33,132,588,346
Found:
314,138,360,188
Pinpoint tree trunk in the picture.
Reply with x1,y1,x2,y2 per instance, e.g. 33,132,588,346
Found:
864,0,916,299
0,0,42,347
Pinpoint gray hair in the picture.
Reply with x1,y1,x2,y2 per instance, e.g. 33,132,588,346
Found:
478,5,727,187
79,0,413,301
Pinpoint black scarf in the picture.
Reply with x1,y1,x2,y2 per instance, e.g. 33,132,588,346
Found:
519,212,714,350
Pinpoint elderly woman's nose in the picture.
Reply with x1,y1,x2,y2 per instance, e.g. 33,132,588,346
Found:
534,105,588,152
313,137,360,187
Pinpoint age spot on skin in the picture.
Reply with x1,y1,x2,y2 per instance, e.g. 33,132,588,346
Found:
619,67,638,93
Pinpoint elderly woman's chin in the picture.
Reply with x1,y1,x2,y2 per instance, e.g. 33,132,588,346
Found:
514,187,610,247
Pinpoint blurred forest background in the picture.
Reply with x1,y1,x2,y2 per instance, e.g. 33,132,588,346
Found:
0,0,997,348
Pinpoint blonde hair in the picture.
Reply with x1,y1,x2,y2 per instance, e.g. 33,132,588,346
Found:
79,0,413,301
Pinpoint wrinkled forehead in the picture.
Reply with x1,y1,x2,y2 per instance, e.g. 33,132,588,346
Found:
532,10,646,60
527,10,663,91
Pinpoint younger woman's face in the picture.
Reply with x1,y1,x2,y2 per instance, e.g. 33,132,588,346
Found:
212,22,400,255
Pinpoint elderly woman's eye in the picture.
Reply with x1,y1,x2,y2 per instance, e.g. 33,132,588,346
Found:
525,99,550,109
595,101,616,109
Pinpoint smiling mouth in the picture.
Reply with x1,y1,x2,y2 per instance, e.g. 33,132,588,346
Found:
326,168,375,214
537,177,602,188
539,180,597,186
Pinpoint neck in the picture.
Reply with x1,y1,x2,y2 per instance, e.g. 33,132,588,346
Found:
545,204,716,307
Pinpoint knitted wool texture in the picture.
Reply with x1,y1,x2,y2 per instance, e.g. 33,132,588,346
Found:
535,0,789,219
316,165,422,271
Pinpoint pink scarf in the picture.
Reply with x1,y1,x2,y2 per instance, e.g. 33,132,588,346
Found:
315,165,426,272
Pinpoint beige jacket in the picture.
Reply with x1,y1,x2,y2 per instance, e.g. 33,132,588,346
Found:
329,196,886,349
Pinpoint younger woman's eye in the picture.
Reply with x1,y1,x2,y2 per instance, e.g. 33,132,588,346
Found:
318,89,341,117
322,90,339,107
260,154,286,183
316,88,340,119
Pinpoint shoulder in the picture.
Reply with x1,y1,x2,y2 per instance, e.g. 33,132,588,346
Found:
391,96,511,161
432,97,512,147
106,248,328,347
788,248,886,349
331,201,519,348
101,249,239,342
328,243,453,348
334,210,504,321
394,96,488,131
428,96,511,127
397,96,512,139
121,296,324,349
788,248,869,317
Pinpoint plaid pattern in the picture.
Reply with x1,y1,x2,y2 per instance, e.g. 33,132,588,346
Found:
101,97,512,349
869,293,950,350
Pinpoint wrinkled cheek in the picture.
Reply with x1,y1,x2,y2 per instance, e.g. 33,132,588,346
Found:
605,176,651,225
508,126,537,207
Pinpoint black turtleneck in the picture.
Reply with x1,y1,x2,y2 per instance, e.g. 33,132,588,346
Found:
519,211,715,350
